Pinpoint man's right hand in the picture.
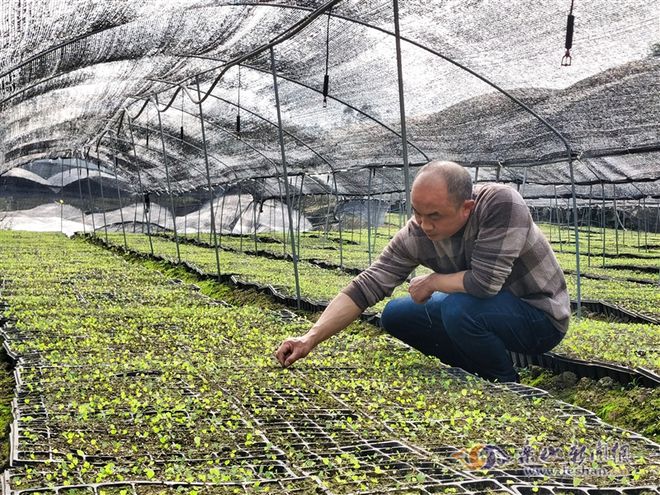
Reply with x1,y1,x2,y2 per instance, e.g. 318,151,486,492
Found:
273,293,363,369
274,336,313,368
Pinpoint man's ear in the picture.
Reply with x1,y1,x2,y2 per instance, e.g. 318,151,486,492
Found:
462,199,475,216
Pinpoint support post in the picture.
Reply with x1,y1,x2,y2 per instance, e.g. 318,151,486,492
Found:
76,157,86,234
643,197,648,252
567,158,582,318
196,77,222,279
554,185,562,253
332,173,344,269
367,168,373,266
637,199,641,252
84,152,97,233
111,152,128,250
278,177,287,254
253,195,259,253
393,0,412,219
587,184,592,267
60,157,64,234
613,185,619,256
296,174,305,260
154,95,181,263
219,190,227,248
601,183,606,268
127,117,153,255
95,151,109,243
372,172,386,254
237,185,243,252
197,206,201,242
622,199,626,247
270,46,301,307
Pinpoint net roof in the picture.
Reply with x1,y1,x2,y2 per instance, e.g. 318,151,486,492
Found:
1,0,658,198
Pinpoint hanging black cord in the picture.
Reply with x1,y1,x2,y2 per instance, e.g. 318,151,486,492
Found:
561,0,575,66
236,65,241,136
180,90,185,141
323,8,332,107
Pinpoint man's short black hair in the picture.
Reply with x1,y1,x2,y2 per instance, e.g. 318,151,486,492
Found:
415,160,473,207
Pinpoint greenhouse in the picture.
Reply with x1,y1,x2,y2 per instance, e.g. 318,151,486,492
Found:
1,0,659,494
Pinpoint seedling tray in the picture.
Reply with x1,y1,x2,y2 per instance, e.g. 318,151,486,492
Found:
508,350,660,387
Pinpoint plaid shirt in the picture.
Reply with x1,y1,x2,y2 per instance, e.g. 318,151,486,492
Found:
342,184,570,333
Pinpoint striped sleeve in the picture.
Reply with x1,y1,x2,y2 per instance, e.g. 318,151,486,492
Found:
341,224,419,310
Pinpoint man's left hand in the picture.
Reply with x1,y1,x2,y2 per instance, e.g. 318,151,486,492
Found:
408,273,441,304
409,271,467,303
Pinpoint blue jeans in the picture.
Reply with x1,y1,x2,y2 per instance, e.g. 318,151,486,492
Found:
380,291,564,383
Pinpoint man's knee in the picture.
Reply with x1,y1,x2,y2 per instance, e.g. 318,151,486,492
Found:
439,293,479,335
380,297,413,335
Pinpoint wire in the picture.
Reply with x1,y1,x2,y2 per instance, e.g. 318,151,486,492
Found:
181,91,184,142
323,8,332,107
180,90,185,141
145,107,150,149
561,0,575,66
236,65,241,136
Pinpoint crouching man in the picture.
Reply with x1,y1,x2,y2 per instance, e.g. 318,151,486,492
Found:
275,160,569,382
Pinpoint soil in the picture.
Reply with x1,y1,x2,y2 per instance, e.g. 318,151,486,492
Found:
520,366,660,442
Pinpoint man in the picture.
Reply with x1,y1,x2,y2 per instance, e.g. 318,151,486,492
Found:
275,161,569,382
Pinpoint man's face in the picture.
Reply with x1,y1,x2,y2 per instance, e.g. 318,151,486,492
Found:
411,178,474,241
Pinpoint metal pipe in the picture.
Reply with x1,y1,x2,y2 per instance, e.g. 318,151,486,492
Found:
277,177,287,255
548,200,553,244
127,117,153,255
296,174,305,260
253,194,259,253
554,185,562,253
132,197,137,233
111,153,128,250
197,206,201,242
643,197,648,252
270,46,301,307
270,197,274,233
332,172,344,269
393,0,412,218
324,187,331,238
75,157,86,234
219,191,227,248
601,183,606,268
196,77,221,279
95,151,109,243
351,202,355,243
567,158,582,318
372,171,386,254
254,182,263,252
237,185,243,252
622,199,626,246
521,168,528,197
84,151,96,234
358,201,363,246
60,157,64,234
367,168,373,266
587,184,592,267
154,95,181,263
637,199,641,252
613,185,619,256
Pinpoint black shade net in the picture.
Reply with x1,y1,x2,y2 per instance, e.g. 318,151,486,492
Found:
0,0,658,199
